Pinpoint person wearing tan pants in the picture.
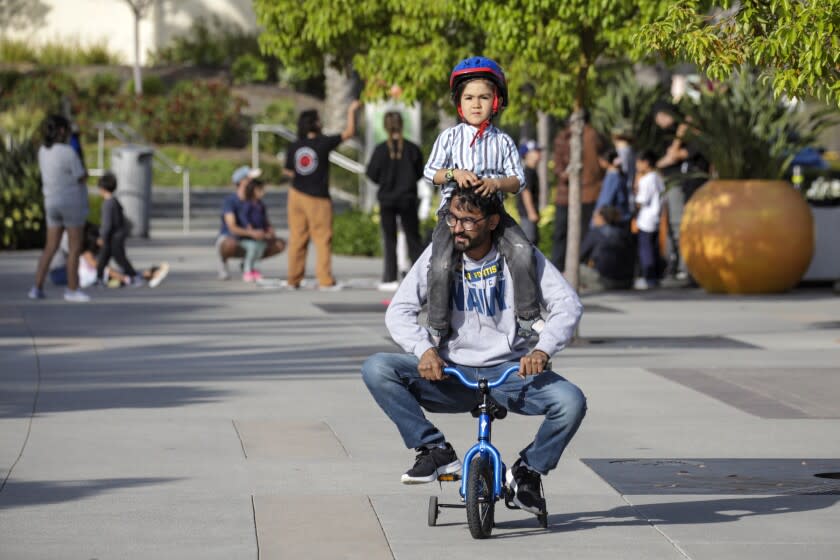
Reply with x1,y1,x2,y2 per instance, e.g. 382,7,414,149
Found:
283,101,361,289
286,187,335,287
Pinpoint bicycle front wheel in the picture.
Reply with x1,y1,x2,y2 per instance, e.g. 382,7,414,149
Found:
466,454,495,539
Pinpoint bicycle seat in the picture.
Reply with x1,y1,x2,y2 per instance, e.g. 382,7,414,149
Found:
470,398,507,420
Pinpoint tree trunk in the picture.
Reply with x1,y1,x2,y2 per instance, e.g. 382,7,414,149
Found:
323,56,356,134
537,111,550,210
563,107,584,290
132,8,142,96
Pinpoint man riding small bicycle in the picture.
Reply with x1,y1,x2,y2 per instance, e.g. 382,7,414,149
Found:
362,185,587,518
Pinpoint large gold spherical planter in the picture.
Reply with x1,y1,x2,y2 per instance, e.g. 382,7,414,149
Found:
679,180,814,294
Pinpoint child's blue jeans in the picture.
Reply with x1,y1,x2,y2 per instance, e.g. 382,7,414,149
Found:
427,210,540,337
361,352,587,475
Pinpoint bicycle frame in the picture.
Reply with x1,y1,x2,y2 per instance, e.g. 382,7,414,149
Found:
443,365,520,501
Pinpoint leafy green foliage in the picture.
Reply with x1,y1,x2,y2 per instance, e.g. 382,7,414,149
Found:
681,70,837,180
149,16,262,68
232,54,269,85
0,140,44,249
332,208,382,256
0,36,121,65
590,69,667,153
640,0,840,107
125,75,166,96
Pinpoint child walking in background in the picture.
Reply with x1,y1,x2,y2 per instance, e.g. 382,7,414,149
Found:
238,179,272,282
96,172,141,285
634,150,665,290
424,56,542,343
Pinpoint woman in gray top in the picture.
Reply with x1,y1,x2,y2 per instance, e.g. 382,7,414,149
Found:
28,114,91,302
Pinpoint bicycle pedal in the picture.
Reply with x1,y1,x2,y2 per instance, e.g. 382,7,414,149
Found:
437,473,461,482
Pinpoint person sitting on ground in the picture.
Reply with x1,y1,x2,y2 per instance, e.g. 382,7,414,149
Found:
237,179,274,282
579,206,635,291
50,222,169,289
592,148,632,226
424,56,542,344
362,186,586,516
216,166,286,280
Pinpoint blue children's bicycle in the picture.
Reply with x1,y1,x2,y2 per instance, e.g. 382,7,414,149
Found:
427,365,548,538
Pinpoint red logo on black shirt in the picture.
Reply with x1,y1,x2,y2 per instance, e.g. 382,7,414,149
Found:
295,147,318,175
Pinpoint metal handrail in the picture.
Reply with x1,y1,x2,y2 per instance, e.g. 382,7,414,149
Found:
91,121,192,233
250,123,365,204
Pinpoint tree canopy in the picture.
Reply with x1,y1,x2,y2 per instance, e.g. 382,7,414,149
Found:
641,0,840,107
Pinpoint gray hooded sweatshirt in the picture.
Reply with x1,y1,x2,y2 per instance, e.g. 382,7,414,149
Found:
385,244,583,367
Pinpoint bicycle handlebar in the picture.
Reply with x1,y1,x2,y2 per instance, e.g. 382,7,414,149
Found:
443,365,520,389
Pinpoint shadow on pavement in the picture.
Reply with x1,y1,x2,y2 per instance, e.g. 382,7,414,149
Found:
0,477,180,509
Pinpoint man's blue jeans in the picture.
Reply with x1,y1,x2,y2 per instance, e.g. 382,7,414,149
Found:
361,352,587,475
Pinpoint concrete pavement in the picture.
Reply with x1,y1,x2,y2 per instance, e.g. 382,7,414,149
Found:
1,229,839,559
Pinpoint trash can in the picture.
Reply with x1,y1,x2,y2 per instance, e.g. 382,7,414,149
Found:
111,144,154,237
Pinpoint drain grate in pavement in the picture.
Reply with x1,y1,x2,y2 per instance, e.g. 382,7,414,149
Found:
314,303,389,314
583,458,840,495
572,336,757,349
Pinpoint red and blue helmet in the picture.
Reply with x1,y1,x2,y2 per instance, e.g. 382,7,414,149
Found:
449,56,508,115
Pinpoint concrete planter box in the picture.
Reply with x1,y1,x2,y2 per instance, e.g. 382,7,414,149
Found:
803,204,840,281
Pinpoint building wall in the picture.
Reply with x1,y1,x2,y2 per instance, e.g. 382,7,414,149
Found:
2,0,258,65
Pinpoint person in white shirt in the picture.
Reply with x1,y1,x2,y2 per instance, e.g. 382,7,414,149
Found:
634,150,665,289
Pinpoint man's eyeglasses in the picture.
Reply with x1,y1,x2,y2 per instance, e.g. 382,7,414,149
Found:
444,212,488,231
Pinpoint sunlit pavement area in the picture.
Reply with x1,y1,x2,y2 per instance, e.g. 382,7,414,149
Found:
2,229,840,559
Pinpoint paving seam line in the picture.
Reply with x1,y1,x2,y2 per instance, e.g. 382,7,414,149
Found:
367,495,396,560
0,313,43,495
620,494,693,559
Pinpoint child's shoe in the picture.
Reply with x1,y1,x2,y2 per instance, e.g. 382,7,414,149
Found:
243,271,257,282
251,270,264,282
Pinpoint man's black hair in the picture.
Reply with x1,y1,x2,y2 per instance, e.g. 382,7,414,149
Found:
297,110,320,138
600,147,618,163
450,186,503,217
42,114,70,148
98,171,118,193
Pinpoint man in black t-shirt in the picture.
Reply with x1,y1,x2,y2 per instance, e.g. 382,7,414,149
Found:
283,100,360,290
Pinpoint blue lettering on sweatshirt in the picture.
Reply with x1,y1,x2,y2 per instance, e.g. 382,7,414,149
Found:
450,259,508,316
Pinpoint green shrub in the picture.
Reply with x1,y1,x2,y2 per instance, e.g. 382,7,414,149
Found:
0,37,37,63
149,16,262,67
38,37,121,66
257,98,297,156
125,75,167,96
0,140,45,249
85,72,122,98
232,53,269,84
0,105,45,145
332,209,382,256
0,71,79,115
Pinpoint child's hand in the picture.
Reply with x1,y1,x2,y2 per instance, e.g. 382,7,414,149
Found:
96,238,103,247
454,169,481,188
473,177,500,198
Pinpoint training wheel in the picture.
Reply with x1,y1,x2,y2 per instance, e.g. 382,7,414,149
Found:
428,496,439,526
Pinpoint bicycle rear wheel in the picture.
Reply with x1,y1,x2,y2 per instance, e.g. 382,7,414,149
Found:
466,454,495,538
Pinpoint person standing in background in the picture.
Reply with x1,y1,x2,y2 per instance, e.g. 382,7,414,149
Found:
283,101,361,290
366,111,425,292
517,140,542,245
551,111,605,272
28,114,90,302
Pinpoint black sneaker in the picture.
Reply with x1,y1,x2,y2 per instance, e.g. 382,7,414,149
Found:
400,443,461,484
506,458,545,514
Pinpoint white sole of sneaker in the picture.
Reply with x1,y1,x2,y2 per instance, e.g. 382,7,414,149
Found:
400,460,462,484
